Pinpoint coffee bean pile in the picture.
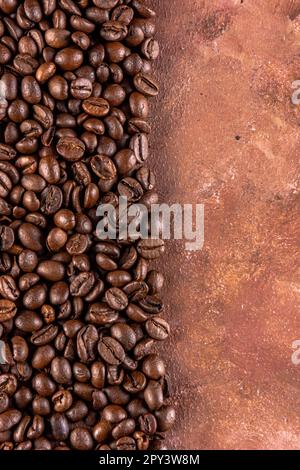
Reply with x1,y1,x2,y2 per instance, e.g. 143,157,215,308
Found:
0,0,175,451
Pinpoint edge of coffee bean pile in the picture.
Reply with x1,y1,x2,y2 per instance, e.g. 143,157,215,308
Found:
0,0,175,451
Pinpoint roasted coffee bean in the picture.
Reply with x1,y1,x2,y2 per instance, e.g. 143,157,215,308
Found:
116,436,136,450
70,271,95,297
137,239,165,259
142,354,165,380
0,299,17,322
155,405,176,432
98,337,125,365
145,317,170,341
32,345,55,369
37,260,65,281
0,409,21,432
57,137,85,161
86,302,119,325
110,323,136,351
15,310,43,333
52,390,73,413
77,325,98,363
50,357,72,384
66,400,88,422
55,47,83,71
144,380,163,411
139,412,157,435
31,325,59,346
0,275,19,301
83,97,110,117
105,288,128,311
134,73,159,97
70,427,93,450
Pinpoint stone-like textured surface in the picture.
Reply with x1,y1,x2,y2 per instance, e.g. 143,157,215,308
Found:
151,0,300,450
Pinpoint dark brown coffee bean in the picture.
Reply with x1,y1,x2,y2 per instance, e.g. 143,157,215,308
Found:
31,396,50,416
77,325,98,363
0,393,9,415
130,132,149,163
145,317,170,341
137,239,165,260
15,310,43,333
118,177,143,202
0,275,19,301
155,405,176,432
50,413,69,441
66,233,89,255
49,281,69,305
83,97,110,117
70,271,95,297
144,380,163,411
0,299,17,322
93,419,111,443
32,373,56,397
13,54,39,75
52,390,73,413
32,345,55,369
110,323,136,351
98,337,125,365
142,354,165,380
57,136,85,161
36,62,56,83
70,427,93,450
141,37,159,60
116,436,136,450
66,400,88,422
55,47,83,71
105,288,128,311
36,260,65,282
31,325,59,346
0,409,21,432
86,302,119,325
50,357,72,384
106,270,132,287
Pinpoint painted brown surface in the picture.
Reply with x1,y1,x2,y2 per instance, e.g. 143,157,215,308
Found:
150,0,300,450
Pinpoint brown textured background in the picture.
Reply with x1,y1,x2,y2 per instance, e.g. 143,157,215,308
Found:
150,0,300,450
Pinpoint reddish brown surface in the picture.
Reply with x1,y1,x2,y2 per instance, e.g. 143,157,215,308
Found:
151,0,300,450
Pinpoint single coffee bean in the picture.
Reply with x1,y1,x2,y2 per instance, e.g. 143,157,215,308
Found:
134,73,159,97
98,337,125,365
137,239,165,259
155,405,176,432
52,390,73,413
86,302,119,325
82,97,110,117
71,78,93,99
70,427,93,450
0,275,19,301
15,310,43,333
0,299,17,322
145,317,170,341
32,345,55,369
37,260,65,282
142,354,165,380
57,137,85,161
55,47,84,71
0,409,21,432
144,380,164,411
50,357,72,384
105,288,128,311
110,323,136,351
77,325,98,363
31,325,59,346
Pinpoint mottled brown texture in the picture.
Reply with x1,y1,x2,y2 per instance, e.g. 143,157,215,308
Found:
152,0,300,450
